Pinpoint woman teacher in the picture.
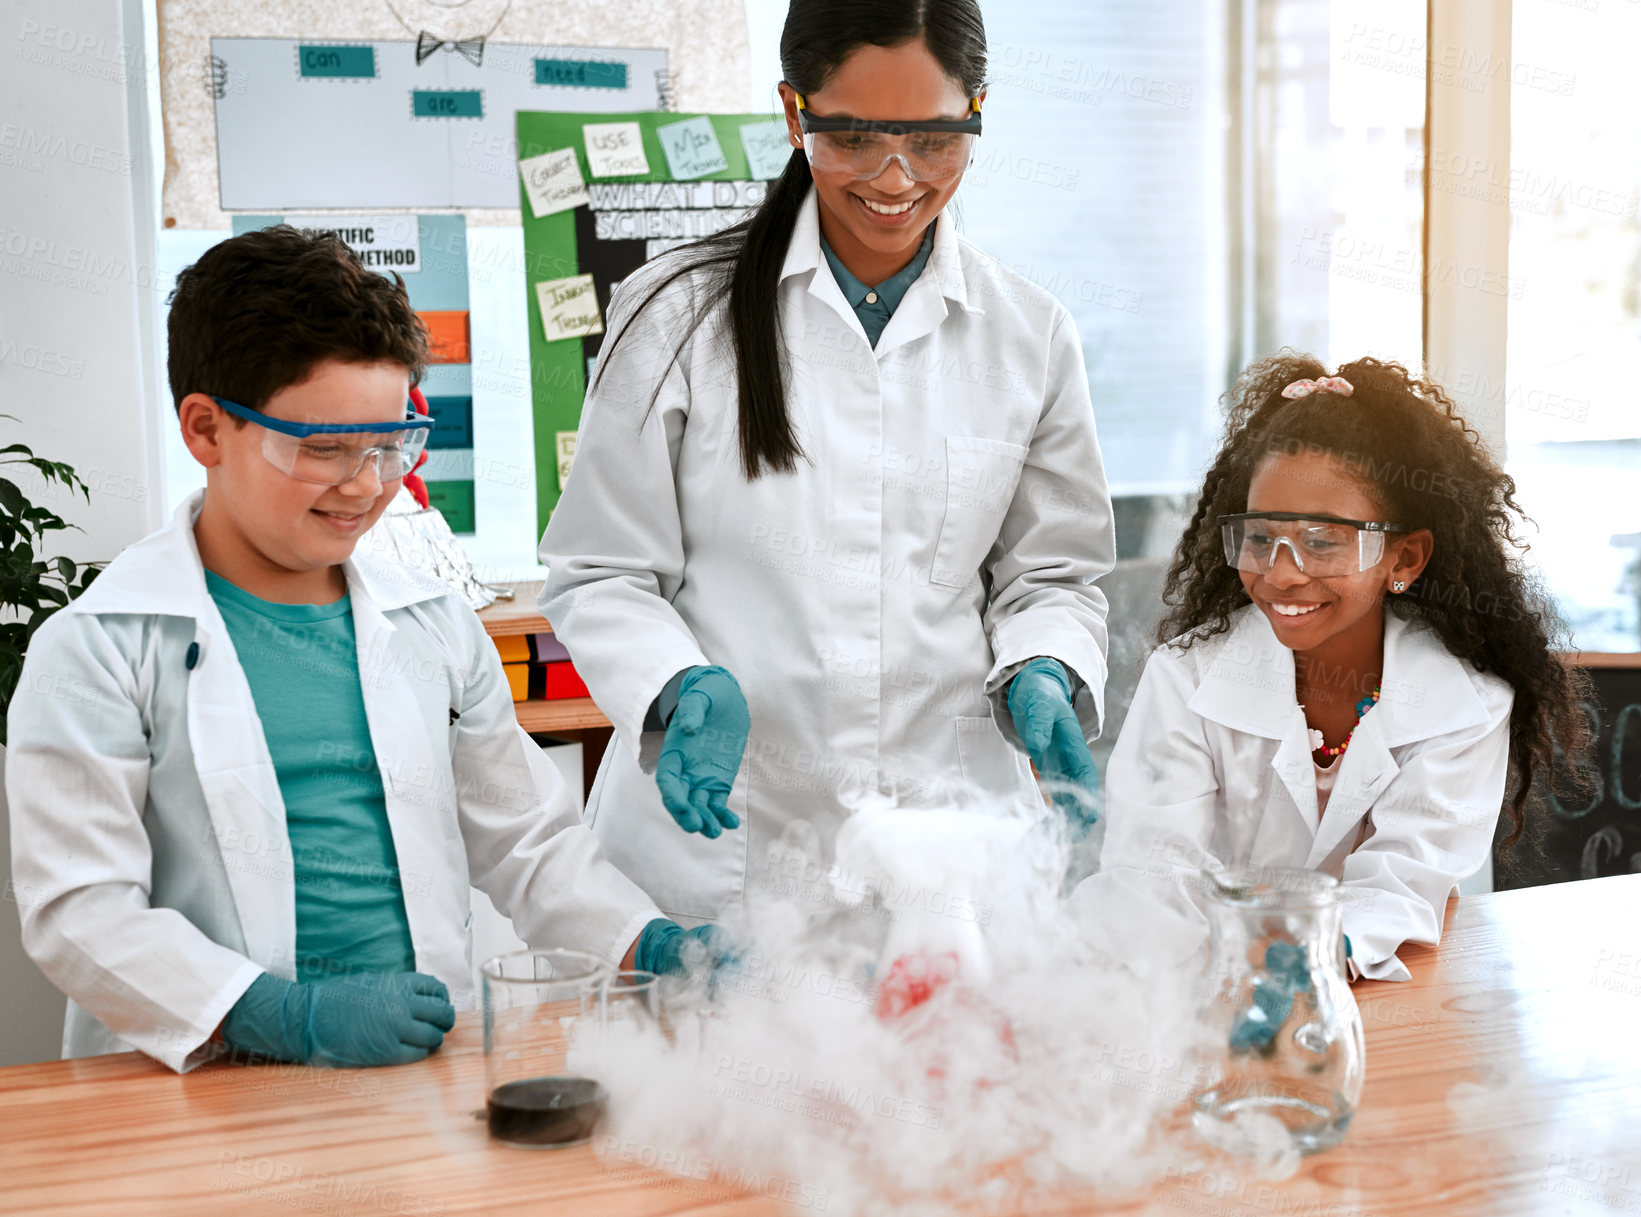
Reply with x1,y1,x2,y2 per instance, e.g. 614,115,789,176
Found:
539,0,1114,922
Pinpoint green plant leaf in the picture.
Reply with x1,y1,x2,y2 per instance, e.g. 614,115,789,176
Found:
0,478,23,516
54,556,77,582
0,443,35,458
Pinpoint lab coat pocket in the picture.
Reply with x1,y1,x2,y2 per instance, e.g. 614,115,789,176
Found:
955,715,1032,793
931,437,1030,589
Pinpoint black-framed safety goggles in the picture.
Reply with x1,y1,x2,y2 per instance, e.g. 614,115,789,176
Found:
1218,511,1413,577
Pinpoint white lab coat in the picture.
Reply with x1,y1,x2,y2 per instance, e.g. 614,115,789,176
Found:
1080,604,1512,981
6,491,659,1072
540,187,1114,920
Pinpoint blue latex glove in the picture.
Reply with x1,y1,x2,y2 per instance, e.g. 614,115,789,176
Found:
222,970,456,1067
1006,657,1098,833
634,918,740,976
655,665,749,838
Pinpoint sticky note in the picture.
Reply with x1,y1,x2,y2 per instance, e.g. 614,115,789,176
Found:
583,121,650,178
657,116,728,181
556,430,578,488
519,147,589,219
536,275,603,343
739,120,793,180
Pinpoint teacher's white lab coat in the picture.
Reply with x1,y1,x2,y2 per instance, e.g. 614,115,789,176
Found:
540,187,1115,920
1081,604,1512,981
6,491,659,1072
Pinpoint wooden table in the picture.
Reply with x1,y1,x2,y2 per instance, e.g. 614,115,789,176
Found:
477,580,612,801
4,875,1639,1216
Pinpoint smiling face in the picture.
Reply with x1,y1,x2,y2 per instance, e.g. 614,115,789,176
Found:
180,358,412,603
1239,452,1433,659
779,40,978,282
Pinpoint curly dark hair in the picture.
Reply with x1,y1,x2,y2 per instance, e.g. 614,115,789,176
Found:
1157,351,1593,847
166,225,428,414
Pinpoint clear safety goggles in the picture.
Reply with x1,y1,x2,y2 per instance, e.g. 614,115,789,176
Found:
212,396,433,486
1219,512,1411,578
794,92,982,182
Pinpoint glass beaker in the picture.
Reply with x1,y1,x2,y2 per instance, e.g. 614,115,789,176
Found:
482,948,610,1149
577,970,665,1066
1190,866,1365,1156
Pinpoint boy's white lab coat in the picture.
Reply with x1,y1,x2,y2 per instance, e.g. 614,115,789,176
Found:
1084,604,1512,981
540,187,1115,921
6,491,659,1072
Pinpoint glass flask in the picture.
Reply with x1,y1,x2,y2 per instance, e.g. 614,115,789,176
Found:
1190,866,1366,1156
482,948,610,1149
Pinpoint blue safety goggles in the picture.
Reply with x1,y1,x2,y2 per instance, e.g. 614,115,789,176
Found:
211,395,433,486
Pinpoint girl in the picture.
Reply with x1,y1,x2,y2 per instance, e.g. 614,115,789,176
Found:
539,0,1114,923
1086,353,1590,980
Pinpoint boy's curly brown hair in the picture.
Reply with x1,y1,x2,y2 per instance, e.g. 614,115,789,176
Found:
1157,351,1593,847
166,225,428,414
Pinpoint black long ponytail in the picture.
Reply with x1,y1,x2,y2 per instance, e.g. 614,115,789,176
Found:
591,0,989,479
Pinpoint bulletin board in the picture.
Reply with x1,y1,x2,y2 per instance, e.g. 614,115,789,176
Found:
514,110,790,534
156,0,753,229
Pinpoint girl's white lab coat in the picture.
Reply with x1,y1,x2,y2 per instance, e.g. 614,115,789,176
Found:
1083,604,1513,981
6,491,659,1072
540,188,1115,920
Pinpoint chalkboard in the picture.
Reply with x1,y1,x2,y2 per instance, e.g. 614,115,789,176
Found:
1496,662,1641,888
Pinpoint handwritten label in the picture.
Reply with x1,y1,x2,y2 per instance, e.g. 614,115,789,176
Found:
298,45,375,78
412,89,483,118
583,121,649,178
283,213,420,272
556,431,578,488
535,58,628,89
656,116,728,181
518,147,589,219
739,120,792,180
536,274,603,343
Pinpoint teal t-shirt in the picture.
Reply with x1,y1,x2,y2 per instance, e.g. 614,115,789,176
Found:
820,223,936,348
204,570,416,983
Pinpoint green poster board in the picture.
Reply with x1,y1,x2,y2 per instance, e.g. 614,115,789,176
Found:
516,110,787,536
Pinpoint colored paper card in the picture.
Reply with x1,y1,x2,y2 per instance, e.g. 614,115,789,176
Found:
283,213,420,271
739,120,792,180
556,430,577,489
536,275,603,343
418,311,471,364
298,45,375,78
519,146,589,218
412,90,483,119
583,121,649,177
423,395,473,449
656,116,728,180
535,59,628,89
425,480,475,534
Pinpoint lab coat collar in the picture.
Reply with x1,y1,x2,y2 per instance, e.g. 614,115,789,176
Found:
68,489,451,621
779,187,982,320
1186,604,1492,749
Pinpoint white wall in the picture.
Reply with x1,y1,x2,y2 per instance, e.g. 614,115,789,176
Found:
1,0,167,1065
1,0,165,560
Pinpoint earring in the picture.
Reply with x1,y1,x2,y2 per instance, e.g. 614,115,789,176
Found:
1392,581,1406,593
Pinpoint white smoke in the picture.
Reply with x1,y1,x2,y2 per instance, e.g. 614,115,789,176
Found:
570,787,1253,1215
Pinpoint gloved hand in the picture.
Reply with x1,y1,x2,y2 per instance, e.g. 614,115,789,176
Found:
1007,657,1098,834
656,665,749,838
222,970,456,1068
634,918,740,977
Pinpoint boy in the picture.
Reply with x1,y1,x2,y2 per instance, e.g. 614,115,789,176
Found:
7,227,702,1073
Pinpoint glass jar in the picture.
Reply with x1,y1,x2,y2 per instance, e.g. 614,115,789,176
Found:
1190,866,1366,1156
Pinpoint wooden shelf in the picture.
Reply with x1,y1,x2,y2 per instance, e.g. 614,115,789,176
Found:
476,580,550,638
512,697,610,734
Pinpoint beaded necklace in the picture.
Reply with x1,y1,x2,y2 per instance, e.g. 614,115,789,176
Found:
1308,685,1381,759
